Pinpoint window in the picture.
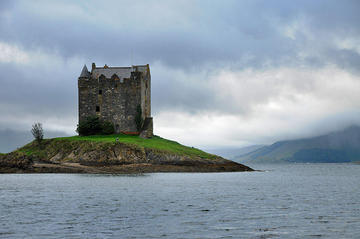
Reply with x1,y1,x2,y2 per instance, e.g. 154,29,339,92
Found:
99,90,102,95
96,106,100,112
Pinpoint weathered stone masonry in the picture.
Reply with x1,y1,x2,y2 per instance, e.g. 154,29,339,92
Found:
78,63,153,136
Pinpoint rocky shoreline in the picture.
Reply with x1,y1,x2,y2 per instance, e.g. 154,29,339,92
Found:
0,161,252,174
0,140,253,173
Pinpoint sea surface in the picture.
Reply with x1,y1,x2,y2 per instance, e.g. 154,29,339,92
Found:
0,163,359,238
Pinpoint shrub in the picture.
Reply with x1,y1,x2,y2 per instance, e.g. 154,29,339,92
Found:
102,121,115,135
76,116,115,136
77,116,102,136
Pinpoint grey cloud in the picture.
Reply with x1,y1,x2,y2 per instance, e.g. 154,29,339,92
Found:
0,128,69,153
0,0,13,13
0,129,33,153
326,49,360,72
1,0,358,71
0,63,77,117
1,0,360,151
150,66,216,114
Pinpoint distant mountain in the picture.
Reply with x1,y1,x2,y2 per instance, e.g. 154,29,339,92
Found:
236,126,360,164
230,145,266,159
206,145,264,159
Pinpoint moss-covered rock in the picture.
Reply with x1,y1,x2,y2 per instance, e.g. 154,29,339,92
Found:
0,151,34,170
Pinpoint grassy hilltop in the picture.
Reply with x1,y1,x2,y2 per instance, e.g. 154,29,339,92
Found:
20,134,217,160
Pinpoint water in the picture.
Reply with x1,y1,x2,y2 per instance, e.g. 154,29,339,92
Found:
0,164,359,238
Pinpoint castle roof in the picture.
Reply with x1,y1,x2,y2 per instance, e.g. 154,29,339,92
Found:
92,65,149,79
79,65,90,78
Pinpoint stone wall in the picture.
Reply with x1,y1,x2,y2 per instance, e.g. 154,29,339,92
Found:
78,65,152,134
140,117,153,138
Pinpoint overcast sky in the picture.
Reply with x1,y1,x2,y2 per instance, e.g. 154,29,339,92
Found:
1,0,360,153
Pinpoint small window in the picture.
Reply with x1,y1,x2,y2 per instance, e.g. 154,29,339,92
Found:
99,90,102,95
96,106,100,112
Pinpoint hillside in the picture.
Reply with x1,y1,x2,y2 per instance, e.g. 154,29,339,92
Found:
207,145,265,159
230,145,266,160
236,126,360,164
0,134,253,173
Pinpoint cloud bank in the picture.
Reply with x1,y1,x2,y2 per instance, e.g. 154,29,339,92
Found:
0,0,360,152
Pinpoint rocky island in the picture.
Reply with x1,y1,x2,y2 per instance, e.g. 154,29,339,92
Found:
0,134,253,173
0,64,253,173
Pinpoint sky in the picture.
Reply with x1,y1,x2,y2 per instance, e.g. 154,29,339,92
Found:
1,0,360,153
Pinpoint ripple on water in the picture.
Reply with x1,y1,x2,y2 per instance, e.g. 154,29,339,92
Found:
0,164,359,239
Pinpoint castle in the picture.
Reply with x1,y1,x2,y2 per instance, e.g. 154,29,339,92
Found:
78,63,153,137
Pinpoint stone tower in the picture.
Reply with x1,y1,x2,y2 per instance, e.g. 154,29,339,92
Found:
78,63,153,137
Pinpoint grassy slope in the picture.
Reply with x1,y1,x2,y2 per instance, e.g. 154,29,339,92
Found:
48,134,218,159
240,141,309,163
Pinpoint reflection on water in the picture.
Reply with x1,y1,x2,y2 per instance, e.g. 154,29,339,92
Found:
0,163,359,238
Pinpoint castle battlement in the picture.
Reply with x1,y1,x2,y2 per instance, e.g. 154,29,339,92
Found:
78,63,152,137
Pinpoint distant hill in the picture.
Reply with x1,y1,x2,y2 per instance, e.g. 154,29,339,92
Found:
230,145,266,159
206,145,264,159
236,126,360,163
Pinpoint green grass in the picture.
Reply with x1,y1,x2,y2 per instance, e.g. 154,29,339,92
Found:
19,147,45,157
55,134,217,159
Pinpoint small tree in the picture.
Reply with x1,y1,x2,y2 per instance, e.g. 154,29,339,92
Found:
31,122,44,146
134,104,144,132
